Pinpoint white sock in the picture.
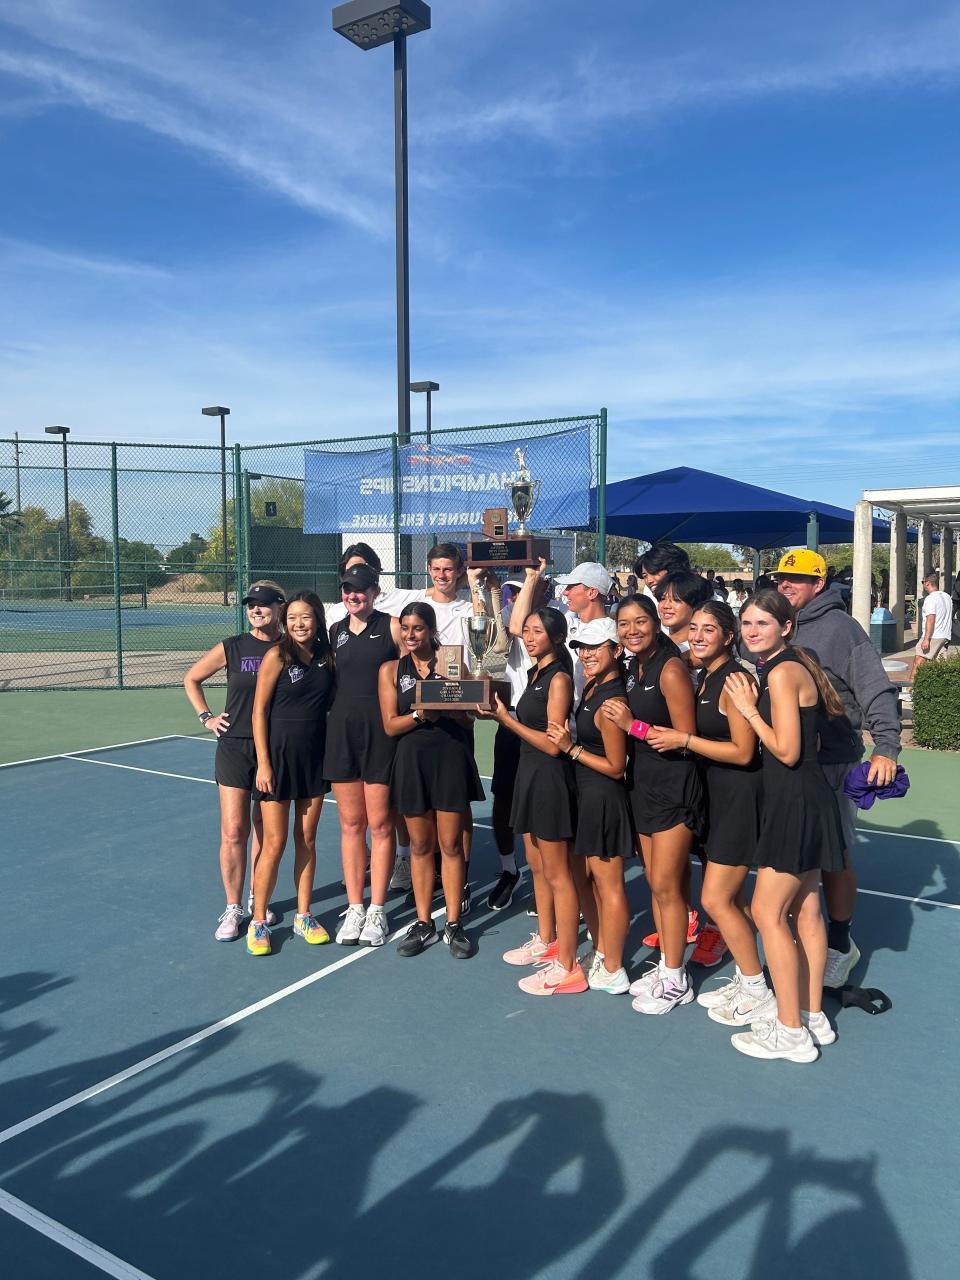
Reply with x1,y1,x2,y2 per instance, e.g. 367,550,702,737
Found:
499,853,518,874
777,1020,804,1037
662,964,685,984
397,845,410,860
349,902,364,911
801,1009,825,1022
742,972,768,993
369,902,384,912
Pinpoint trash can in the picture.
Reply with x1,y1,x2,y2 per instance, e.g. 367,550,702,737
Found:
869,607,898,654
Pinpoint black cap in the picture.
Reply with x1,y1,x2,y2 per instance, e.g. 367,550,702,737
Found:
340,564,379,593
242,585,284,606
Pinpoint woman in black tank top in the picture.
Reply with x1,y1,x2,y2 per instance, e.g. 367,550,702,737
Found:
481,607,586,994
723,590,846,1063
647,601,771,1026
249,592,335,958
183,580,284,943
599,594,700,1016
323,564,402,950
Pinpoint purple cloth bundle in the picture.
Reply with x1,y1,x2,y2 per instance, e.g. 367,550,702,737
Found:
842,761,910,810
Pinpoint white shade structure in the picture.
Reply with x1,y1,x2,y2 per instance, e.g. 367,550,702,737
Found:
853,484,960,640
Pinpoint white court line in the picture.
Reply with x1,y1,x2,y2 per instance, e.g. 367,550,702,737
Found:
0,735,184,770
0,1187,156,1280
856,826,960,847
0,873,499,1150
856,887,960,911
63,757,216,786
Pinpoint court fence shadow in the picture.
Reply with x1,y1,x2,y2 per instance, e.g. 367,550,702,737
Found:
0,972,73,1070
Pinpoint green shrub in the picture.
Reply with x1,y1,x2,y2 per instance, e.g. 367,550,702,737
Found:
912,653,960,751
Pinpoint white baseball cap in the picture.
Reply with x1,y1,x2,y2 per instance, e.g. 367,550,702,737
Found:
569,616,619,648
554,562,612,594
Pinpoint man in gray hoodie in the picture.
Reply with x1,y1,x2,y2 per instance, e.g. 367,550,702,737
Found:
774,550,901,988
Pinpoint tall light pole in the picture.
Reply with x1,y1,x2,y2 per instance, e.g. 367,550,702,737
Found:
411,380,439,442
333,1,432,583
44,425,71,601
202,406,231,605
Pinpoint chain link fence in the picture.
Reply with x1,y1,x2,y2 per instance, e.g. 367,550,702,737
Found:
0,412,605,690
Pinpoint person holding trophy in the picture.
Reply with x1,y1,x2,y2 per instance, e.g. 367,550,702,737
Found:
378,602,484,960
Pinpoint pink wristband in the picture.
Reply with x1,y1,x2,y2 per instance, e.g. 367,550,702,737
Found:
629,719,650,741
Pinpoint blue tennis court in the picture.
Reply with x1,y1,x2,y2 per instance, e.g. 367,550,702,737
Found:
1,734,958,1278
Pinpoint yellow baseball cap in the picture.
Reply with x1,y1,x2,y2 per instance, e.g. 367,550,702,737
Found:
775,549,827,578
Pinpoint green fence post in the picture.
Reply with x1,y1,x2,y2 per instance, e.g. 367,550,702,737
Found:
110,444,124,689
391,434,402,588
233,443,244,631
597,407,608,566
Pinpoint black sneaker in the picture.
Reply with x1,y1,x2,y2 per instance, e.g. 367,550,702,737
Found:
397,919,438,957
460,881,472,918
487,869,521,911
443,921,475,959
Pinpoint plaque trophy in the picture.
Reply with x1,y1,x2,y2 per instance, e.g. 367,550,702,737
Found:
467,448,551,568
412,622,510,712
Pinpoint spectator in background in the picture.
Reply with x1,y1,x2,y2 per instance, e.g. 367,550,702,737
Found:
713,575,729,601
774,549,900,990
634,542,691,601
913,572,954,675
728,578,750,612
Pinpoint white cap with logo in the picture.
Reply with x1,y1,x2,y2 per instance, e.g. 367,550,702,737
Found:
554,562,612,594
569,616,619,648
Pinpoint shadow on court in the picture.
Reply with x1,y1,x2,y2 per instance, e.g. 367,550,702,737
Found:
0,972,74,1069
576,1125,912,1280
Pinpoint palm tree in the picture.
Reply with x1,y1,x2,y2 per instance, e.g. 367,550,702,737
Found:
0,490,21,528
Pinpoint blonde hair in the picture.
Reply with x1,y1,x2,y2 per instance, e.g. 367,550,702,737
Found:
248,578,285,598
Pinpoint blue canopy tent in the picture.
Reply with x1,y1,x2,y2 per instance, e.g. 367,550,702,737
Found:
591,466,902,549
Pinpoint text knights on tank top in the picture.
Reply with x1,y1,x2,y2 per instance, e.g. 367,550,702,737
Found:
221,633,276,738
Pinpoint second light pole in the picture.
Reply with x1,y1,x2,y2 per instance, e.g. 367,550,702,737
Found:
44,424,71,601
202,405,231,605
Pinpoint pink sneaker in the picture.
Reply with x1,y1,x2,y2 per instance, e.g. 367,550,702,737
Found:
518,960,589,995
502,933,559,967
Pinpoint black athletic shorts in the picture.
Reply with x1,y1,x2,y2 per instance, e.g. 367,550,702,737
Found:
215,736,258,791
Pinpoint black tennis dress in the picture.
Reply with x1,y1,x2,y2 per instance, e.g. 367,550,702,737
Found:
695,658,762,866
624,644,704,838
255,650,333,803
323,611,397,785
572,675,634,860
754,650,845,874
214,632,275,791
389,655,485,816
509,659,577,841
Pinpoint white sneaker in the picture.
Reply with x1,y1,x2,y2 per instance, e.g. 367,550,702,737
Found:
587,964,630,995
823,939,861,988
628,960,662,998
707,983,776,1027
632,971,694,1016
358,907,388,948
802,1010,837,1046
335,904,366,945
246,892,277,927
215,904,244,942
696,971,742,1009
731,1018,818,1063
389,858,412,892
579,949,604,977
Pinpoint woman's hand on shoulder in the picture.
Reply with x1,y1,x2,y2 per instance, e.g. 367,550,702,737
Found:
724,670,759,716
598,697,632,731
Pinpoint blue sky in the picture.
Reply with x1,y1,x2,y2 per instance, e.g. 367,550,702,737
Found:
0,0,958,511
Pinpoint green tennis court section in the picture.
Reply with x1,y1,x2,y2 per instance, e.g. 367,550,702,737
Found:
0,600,234,654
1,705,958,1278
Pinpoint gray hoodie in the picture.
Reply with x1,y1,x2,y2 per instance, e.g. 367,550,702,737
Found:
793,586,901,765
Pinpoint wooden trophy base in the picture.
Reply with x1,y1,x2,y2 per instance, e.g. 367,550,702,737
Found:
466,535,551,568
412,676,511,713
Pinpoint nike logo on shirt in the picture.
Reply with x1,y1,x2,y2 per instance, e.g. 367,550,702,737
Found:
644,684,656,691
369,633,381,638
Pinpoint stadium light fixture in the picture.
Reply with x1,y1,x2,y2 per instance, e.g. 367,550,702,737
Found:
410,380,439,441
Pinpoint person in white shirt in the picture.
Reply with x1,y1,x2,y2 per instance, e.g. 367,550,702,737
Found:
552,561,613,699
914,572,954,673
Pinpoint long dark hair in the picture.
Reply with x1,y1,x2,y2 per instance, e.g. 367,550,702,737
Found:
276,591,333,670
523,606,573,679
743,589,843,717
692,599,737,653
400,601,441,650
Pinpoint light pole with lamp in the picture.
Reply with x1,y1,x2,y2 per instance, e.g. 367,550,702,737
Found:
202,405,231,605
332,1,432,584
410,380,439,442
44,425,71,601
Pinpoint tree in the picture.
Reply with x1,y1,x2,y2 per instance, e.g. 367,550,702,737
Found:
575,532,639,568
675,543,740,572
166,533,209,571
733,545,787,573
0,490,21,529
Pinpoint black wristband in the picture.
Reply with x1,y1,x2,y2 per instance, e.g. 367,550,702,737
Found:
199,711,214,724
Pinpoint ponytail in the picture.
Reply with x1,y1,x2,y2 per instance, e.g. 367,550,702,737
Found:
792,648,845,719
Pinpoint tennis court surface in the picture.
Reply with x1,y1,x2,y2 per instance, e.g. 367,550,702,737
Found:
2,732,958,1279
